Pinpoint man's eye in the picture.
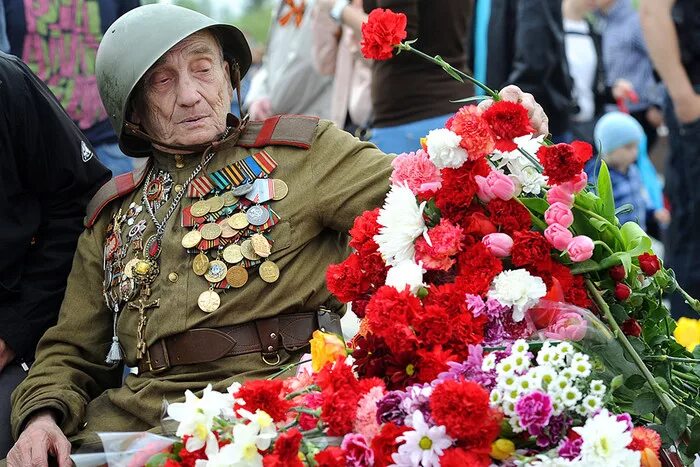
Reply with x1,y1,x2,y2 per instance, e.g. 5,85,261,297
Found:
198,68,211,73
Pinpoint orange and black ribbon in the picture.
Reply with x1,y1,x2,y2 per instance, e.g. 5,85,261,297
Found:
279,0,306,27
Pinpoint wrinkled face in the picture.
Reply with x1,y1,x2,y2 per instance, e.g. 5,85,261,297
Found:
133,31,233,149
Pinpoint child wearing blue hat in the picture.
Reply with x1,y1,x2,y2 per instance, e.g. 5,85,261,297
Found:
588,111,670,232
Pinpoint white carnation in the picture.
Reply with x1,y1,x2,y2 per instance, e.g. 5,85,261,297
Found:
488,269,547,322
374,184,428,266
386,259,425,294
425,128,468,169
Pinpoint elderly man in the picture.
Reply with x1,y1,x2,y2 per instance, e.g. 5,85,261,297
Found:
5,5,547,466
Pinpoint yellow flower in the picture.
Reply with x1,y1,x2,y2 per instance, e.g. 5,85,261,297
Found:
310,330,347,372
674,317,700,352
490,438,515,461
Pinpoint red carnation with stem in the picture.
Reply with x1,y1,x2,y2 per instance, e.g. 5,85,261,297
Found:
482,100,534,151
361,9,407,60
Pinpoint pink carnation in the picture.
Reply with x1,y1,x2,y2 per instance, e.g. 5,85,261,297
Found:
341,433,375,467
390,150,442,195
353,386,385,442
414,219,464,270
515,391,553,433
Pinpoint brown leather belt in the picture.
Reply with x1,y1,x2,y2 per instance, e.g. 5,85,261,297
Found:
137,309,341,375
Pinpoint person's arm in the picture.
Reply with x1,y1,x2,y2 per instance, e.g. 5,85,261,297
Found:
340,3,368,38
0,58,110,364
640,0,700,123
311,2,342,75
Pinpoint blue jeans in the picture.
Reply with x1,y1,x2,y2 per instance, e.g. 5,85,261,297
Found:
95,142,134,176
370,114,453,155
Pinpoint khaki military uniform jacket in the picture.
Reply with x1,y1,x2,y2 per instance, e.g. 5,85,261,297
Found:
10,118,392,440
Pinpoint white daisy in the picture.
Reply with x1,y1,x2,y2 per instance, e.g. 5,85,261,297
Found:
392,411,454,467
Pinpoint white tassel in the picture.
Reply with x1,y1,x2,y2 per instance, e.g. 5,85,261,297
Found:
105,336,124,365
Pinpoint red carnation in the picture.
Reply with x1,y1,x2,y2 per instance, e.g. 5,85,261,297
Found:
455,242,503,297
414,219,465,270
363,251,389,288
537,143,588,186
360,9,407,60
628,426,662,455
571,140,593,164
236,379,292,422
349,208,381,257
163,460,183,467
485,198,532,235
414,305,452,346
315,447,347,467
511,231,551,267
263,429,303,467
435,159,491,225
621,318,642,337
564,274,593,309
447,105,496,160
461,209,498,239
638,253,661,276
482,100,534,151
609,264,626,281
416,346,456,383
615,283,631,301
440,447,491,467
371,422,411,467
326,253,371,303
364,285,422,354
178,437,207,467
430,380,501,449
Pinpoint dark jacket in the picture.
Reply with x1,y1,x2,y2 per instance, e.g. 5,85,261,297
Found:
0,52,110,361
486,0,574,137
673,0,700,85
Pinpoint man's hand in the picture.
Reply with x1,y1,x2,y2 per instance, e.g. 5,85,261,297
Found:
612,79,637,102
674,92,700,125
0,338,15,372
248,97,274,121
6,411,72,467
478,85,549,136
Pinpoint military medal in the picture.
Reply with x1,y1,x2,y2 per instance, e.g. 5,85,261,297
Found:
227,266,248,288
198,290,220,313
207,195,225,213
124,258,140,279
250,233,271,258
223,244,243,264
220,220,238,239
181,230,203,249
259,260,280,283
204,260,228,283
241,239,261,261
246,205,270,226
193,251,210,276
228,212,249,230
231,183,254,196
191,199,211,217
201,223,223,241
272,179,289,201
222,191,238,207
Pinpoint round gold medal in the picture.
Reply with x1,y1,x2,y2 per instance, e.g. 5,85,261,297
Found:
250,233,271,258
207,195,225,213
200,223,223,241
204,260,228,283
198,290,220,313
223,244,243,264
192,252,210,276
124,258,140,279
220,221,237,239
272,179,289,201
227,266,248,288
241,239,261,260
190,200,211,217
259,261,280,283
228,212,249,230
181,230,202,249
222,191,239,207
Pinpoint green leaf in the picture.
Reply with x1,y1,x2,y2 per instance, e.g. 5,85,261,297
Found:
665,406,688,440
146,453,170,467
569,259,602,274
519,197,550,216
632,391,660,414
443,66,464,83
624,374,647,390
450,95,490,103
599,252,632,273
610,374,625,392
628,337,647,356
620,222,653,257
610,304,628,324
596,161,617,223
686,419,700,456
648,424,672,444
615,203,634,215
589,217,609,232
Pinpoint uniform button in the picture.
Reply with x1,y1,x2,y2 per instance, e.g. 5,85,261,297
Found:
175,155,185,169
168,272,179,283
174,184,183,193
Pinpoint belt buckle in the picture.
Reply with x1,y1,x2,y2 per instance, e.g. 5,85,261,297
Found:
146,340,170,374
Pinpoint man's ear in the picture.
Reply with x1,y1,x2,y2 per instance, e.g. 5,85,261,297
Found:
223,60,234,101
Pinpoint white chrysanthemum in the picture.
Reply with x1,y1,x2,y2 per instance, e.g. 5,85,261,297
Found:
590,380,606,396
496,358,517,378
574,409,640,466
537,346,555,367
488,269,547,322
167,384,231,454
509,415,525,433
517,376,534,393
490,389,503,405
561,386,583,408
557,342,575,357
571,359,592,378
550,377,571,395
512,339,529,355
511,164,548,195
374,183,428,266
499,374,519,391
392,411,454,467
511,353,531,373
582,395,603,414
482,353,497,371
530,366,556,389
386,259,425,294
425,128,468,169
503,400,518,417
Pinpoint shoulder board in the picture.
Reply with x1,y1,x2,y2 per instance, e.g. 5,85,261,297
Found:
237,115,320,149
84,159,151,228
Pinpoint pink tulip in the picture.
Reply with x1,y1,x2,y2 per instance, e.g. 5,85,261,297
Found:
482,233,514,258
475,171,517,202
567,235,595,262
544,224,573,251
546,185,574,207
561,171,588,193
543,311,587,341
545,202,574,228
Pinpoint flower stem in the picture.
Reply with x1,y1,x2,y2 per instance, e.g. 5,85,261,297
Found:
585,280,676,414
399,43,499,98
593,240,615,256
267,358,312,380
517,148,544,172
672,278,700,313
644,355,700,364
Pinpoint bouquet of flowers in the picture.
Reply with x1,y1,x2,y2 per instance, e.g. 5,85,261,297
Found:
105,7,700,467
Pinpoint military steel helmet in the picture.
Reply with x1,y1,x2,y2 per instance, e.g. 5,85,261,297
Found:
96,4,252,157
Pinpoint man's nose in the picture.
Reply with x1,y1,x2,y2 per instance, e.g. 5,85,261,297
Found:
176,74,202,107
